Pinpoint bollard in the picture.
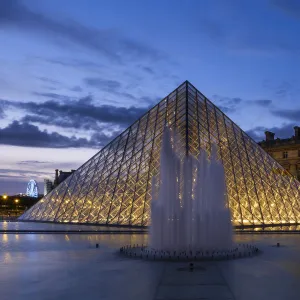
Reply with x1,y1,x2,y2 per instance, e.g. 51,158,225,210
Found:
189,263,194,272
277,242,280,247
96,244,99,248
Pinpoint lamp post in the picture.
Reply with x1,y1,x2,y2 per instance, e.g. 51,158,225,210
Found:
14,199,19,215
1,194,8,210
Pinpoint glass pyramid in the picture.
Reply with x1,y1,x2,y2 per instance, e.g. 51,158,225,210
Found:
19,81,300,227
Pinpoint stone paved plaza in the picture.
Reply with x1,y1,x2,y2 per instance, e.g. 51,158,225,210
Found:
0,223,300,300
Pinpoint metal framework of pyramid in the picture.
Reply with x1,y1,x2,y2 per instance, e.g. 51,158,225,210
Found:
19,81,300,227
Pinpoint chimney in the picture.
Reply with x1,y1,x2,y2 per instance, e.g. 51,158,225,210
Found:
54,169,59,186
294,126,300,140
265,131,275,141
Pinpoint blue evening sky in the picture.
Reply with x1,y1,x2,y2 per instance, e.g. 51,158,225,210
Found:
1,0,300,194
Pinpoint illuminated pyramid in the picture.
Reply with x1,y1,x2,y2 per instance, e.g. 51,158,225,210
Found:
19,81,300,227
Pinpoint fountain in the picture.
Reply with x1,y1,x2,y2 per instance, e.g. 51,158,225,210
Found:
120,127,259,260
150,127,232,252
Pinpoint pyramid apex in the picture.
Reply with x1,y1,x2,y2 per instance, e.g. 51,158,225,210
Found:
182,80,191,85
181,80,196,90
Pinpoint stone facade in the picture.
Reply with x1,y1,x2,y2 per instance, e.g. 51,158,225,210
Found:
53,169,75,188
258,126,300,180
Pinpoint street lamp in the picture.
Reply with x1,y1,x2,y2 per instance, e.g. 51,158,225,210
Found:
14,199,19,203
2,194,7,200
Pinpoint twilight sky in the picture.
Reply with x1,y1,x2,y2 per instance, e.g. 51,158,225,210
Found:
1,0,300,194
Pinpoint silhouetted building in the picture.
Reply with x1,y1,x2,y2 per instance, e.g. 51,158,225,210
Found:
54,169,76,188
258,126,300,180
44,179,53,196
44,169,76,195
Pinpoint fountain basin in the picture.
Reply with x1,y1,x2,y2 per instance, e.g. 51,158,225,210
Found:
119,243,259,261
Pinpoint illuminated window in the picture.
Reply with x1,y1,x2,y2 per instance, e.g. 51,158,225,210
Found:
283,151,288,159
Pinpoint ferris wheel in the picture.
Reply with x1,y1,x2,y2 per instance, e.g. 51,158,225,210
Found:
26,179,39,198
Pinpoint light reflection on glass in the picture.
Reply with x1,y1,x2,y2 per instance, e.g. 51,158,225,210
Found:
17,82,300,228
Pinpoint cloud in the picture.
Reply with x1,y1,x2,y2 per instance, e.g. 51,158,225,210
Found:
249,99,272,107
275,89,287,97
271,108,300,122
213,95,273,114
140,96,161,105
1,95,149,134
32,92,71,101
246,126,266,141
213,95,243,113
0,120,101,148
215,105,232,114
246,123,295,141
0,168,50,177
90,130,122,147
17,160,51,165
70,86,83,92
43,57,104,69
19,96,147,126
263,80,300,99
21,114,99,131
37,76,60,85
41,57,179,87
138,65,155,74
0,105,5,118
83,77,161,104
84,77,122,92
0,89,159,149
214,96,242,105
0,0,166,64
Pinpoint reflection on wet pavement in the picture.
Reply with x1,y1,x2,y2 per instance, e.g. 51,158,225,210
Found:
0,222,300,300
